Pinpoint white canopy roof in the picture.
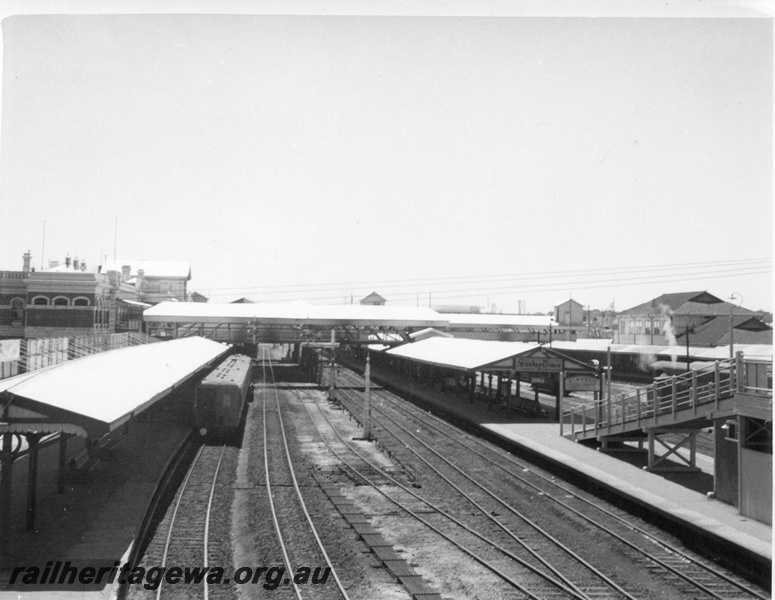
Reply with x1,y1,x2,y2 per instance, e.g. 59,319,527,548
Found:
0,337,229,437
445,313,555,328
386,337,541,371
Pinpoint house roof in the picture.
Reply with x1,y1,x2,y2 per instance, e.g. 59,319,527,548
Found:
619,291,756,318
553,298,584,307
360,292,386,303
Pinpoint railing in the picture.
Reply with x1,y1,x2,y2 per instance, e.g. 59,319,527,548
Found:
0,271,30,279
0,332,160,380
561,354,772,438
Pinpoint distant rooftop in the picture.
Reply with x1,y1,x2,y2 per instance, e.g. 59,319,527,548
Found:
103,260,191,279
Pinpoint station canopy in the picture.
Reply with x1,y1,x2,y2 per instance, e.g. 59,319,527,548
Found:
144,301,449,329
445,313,554,329
0,337,230,438
386,337,542,372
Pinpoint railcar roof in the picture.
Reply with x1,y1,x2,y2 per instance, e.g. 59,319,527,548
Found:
200,354,251,386
1,337,230,438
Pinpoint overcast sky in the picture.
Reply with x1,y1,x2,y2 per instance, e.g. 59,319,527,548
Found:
1,1,772,313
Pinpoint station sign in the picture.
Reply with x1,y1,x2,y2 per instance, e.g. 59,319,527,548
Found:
564,375,599,391
514,357,562,372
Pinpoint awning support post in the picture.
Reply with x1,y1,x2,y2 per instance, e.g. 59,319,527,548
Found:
26,433,42,531
58,433,70,493
0,433,16,557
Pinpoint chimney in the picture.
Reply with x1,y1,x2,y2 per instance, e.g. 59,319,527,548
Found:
121,265,131,281
65,254,71,268
22,250,32,273
73,256,79,271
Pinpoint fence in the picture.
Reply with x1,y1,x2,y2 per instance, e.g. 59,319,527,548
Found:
561,353,772,438
0,332,159,380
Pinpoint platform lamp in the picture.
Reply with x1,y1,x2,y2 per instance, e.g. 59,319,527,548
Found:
728,293,743,360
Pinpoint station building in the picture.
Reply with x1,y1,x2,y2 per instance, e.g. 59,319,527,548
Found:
0,252,191,340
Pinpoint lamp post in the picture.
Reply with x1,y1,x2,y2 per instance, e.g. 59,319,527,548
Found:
728,293,743,360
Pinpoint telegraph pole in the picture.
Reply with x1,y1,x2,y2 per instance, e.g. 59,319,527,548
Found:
363,351,372,440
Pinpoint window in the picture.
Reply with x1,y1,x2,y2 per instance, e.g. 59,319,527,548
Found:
53,296,70,306
32,296,49,305
73,297,90,306
10,298,24,322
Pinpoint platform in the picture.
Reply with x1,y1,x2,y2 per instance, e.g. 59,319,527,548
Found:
0,420,190,599
346,357,772,565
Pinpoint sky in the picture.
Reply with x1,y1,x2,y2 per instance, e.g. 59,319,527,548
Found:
0,1,772,314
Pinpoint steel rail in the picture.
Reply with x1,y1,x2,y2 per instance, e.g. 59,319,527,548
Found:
337,386,634,600
341,368,769,600
260,353,304,600
301,392,589,600
155,444,203,600
203,444,227,600
261,349,352,600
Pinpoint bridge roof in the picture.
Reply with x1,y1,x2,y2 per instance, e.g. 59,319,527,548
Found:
144,301,449,328
0,337,230,438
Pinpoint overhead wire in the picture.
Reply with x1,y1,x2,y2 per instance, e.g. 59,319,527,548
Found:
205,259,771,304
203,257,770,295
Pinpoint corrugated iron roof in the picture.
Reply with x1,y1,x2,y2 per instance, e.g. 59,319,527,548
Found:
445,313,555,328
0,337,229,437
386,337,541,371
618,291,757,317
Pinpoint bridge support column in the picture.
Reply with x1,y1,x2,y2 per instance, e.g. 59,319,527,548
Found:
646,429,699,472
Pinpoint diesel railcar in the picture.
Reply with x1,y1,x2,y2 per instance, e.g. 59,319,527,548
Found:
194,354,253,437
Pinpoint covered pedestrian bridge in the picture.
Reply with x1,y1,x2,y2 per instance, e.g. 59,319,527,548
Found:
142,301,557,345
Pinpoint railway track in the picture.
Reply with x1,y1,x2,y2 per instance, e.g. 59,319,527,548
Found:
256,348,351,600
303,388,603,599
133,442,229,600
333,366,770,600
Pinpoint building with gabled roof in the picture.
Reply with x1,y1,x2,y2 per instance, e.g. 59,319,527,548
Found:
553,298,585,327
616,291,761,346
360,292,386,306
